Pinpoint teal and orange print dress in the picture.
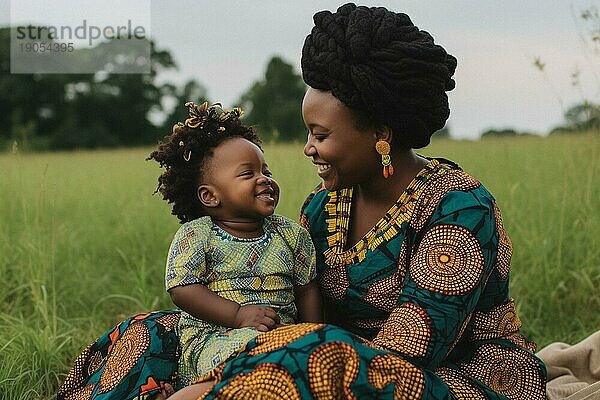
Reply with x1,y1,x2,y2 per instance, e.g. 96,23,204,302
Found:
57,158,547,400
195,158,547,399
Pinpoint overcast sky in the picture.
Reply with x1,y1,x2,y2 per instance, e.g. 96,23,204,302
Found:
3,0,599,138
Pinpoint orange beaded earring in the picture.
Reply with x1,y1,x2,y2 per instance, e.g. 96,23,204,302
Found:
375,140,394,178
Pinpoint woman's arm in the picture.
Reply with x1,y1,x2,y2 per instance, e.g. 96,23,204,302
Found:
294,280,323,323
373,188,499,370
169,284,279,332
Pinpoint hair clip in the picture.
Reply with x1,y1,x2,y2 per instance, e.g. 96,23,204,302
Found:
173,122,185,134
183,149,192,162
185,117,201,129
173,101,245,138
178,140,184,147
186,101,209,118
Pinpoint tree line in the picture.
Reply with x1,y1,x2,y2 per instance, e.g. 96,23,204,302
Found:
0,27,307,151
1,24,597,151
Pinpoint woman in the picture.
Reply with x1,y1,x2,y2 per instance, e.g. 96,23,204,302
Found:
57,4,546,400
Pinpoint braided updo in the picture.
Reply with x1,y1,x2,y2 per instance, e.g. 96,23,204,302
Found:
147,102,261,224
301,3,457,148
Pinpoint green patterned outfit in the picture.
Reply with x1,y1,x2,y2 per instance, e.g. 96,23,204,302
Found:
57,158,547,400
166,215,316,387
196,158,547,399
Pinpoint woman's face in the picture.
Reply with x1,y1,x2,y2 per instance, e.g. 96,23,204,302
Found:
302,88,380,191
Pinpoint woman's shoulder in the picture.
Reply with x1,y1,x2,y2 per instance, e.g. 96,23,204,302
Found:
429,158,496,203
410,158,498,231
299,183,330,221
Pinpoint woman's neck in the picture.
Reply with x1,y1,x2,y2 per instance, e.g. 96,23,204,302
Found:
212,218,265,239
355,149,429,206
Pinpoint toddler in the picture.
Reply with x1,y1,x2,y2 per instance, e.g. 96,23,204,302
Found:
147,102,322,393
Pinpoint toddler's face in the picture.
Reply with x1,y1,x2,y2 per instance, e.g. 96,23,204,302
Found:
202,137,279,220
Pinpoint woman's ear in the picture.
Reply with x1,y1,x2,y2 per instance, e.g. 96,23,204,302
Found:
197,185,220,208
375,125,393,143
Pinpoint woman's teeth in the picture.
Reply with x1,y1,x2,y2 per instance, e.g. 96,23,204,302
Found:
318,164,331,173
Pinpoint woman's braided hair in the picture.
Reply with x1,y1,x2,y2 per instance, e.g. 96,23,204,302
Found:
301,3,457,148
147,102,261,224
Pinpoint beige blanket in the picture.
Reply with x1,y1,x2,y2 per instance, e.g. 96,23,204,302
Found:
537,331,600,400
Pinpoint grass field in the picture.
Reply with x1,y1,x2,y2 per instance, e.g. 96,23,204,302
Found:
1,133,599,399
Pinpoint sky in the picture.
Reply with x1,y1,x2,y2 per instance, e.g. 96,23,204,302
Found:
3,0,599,139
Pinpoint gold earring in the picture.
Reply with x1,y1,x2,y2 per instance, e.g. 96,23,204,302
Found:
375,140,394,178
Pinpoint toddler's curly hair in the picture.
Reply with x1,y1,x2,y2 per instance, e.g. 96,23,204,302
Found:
147,101,262,223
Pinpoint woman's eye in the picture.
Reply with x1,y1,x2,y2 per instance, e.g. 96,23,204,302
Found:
309,131,326,142
240,171,253,177
264,170,273,177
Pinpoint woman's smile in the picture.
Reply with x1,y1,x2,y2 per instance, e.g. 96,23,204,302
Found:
314,162,332,178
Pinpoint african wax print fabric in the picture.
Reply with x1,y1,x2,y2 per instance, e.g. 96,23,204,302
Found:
56,310,180,400
165,215,316,386
196,158,547,400
58,159,547,399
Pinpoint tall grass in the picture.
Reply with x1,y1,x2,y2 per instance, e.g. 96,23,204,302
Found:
0,133,598,398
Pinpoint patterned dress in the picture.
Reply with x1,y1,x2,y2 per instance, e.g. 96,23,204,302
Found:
56,310,181,400
166,215,316,387
194,158,547,399
57,158,547,400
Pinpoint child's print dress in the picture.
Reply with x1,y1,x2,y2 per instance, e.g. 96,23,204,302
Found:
165,215,316,387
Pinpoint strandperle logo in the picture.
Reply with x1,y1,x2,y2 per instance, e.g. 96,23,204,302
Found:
14,20,147,47
10,0,152,74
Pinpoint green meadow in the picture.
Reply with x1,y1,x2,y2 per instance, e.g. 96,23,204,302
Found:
1,133,599,399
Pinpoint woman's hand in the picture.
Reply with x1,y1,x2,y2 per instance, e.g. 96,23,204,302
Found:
234,305,280,332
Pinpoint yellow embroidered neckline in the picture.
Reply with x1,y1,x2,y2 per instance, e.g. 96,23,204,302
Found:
322,158,447,266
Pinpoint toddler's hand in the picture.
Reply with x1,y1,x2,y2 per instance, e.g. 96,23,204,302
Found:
234,305,280,332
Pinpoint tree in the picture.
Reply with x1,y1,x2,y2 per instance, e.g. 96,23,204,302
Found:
239,56,306,142
49,39,178,149
480,128,519,138
0,28,71,149
565,102,599,131
534,5,600,135
0,27,186,150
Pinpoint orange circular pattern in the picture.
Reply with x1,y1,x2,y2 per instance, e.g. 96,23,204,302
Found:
409,170,480,231
319,265,349,301
308,342,360,400
213,363,301,399
410,224,484,296
493,203,512,279
248,323,326,356
56,344,92,398
461,343,546,400
155,313,181,331
98,323,150,393
87,350,104,377
435,367,487,399
367,354,425,399
364,272,403,311
65,384,94,400
373,303,431,357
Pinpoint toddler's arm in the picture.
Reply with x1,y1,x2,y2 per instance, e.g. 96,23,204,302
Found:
169,284,280,332
294,280,322,323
